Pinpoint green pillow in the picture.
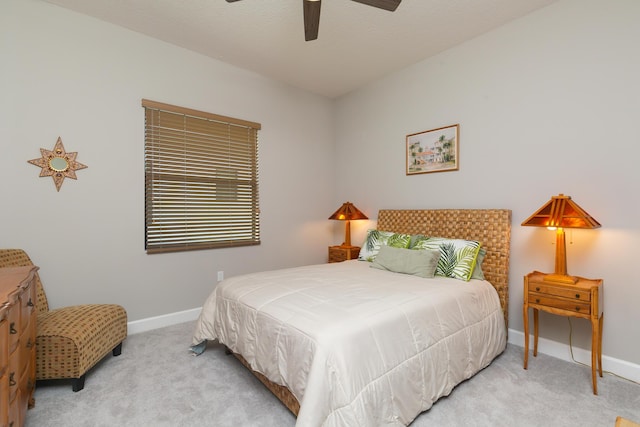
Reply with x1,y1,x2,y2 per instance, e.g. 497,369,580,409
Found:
412,236,481,281
358,229,411,262
371,245,440,278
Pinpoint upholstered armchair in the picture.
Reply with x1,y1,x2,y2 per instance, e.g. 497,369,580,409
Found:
0,249,127,391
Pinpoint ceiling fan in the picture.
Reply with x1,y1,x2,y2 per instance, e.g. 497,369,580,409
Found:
226,0,402,41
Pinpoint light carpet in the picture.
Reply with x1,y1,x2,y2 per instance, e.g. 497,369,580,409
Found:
25,321,640,426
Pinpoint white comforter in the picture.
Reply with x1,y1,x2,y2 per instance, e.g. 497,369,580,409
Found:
192,260,506,427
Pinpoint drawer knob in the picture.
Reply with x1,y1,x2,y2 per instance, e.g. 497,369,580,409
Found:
536,298,540,304
575,294,580,299
10,322,17,334
575,306,581,311
9,372,16,386
536,287,540,291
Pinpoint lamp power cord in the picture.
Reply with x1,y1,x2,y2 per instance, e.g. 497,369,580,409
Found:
567,317,640,387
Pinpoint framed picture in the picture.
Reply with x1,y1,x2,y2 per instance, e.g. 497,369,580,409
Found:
406,124,459,175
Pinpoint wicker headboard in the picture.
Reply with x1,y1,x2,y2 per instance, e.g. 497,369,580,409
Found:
377,209,512,328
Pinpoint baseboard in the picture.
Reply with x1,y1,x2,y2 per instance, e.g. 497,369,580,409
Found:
508,328,640,384
127,307,201,335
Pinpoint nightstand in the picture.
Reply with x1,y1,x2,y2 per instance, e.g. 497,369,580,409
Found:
328,246,360,263
523,270,603,394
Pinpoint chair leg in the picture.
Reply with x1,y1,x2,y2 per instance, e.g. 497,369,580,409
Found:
72,375,86,392
112,342,123,356
70,343,121,392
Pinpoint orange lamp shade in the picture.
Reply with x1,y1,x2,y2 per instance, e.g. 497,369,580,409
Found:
329,202,368,247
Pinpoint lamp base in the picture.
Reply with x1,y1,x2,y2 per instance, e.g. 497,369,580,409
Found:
543,273,578,284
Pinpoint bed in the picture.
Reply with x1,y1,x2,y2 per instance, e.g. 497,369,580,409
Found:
191,209,511,426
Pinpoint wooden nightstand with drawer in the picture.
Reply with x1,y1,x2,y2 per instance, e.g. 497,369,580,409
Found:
523,270,603,394
328,246,360,263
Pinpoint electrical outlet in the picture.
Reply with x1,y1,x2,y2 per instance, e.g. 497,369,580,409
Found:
217,271,224,281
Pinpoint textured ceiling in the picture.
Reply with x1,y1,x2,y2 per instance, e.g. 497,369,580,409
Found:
42,0,558,98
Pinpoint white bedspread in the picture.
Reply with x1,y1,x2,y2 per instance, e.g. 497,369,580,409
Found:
192,260,506,427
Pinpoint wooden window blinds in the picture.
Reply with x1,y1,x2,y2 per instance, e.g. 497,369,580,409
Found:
142,99,261,253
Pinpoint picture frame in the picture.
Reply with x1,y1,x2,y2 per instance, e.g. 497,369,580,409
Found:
406,124,459,175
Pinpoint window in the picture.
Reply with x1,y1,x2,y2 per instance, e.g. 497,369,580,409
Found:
142,99,261,253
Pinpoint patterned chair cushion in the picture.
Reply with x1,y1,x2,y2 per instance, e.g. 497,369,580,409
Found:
36,304,127,380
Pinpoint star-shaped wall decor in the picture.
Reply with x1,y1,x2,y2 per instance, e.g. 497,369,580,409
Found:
28,137,87,191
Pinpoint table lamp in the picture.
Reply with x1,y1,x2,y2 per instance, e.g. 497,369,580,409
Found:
521,194,600,284
328,202,368,247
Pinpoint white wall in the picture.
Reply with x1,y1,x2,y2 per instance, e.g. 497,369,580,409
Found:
334,0,640,366
1,0,335,321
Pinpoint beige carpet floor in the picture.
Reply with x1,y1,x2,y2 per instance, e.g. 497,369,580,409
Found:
25,321,640,426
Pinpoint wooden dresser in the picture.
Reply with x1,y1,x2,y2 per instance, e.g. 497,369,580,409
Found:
1,266,38,427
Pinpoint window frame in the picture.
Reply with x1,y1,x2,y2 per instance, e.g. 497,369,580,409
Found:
142,99,261,254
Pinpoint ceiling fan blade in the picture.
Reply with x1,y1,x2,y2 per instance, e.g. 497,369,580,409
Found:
227,0,398,41
350,0,401,12
304,0,321,41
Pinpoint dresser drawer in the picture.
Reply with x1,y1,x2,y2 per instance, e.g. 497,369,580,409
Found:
19,283,36,334
18,365,32,416
0,317,7,374
529,292,591,314
19,331,34,377
0,372,8,423
528,282,591,302
6,304,20,355
8,387,21,427
8,348,19,404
